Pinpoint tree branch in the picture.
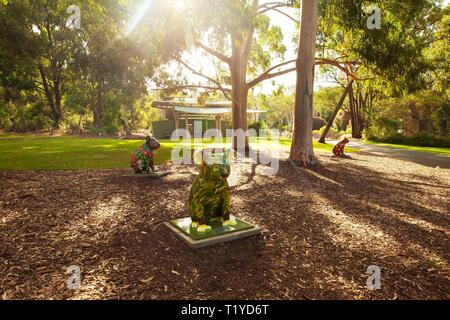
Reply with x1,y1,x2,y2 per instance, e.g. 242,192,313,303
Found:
248,56,362,88
269,8,299,24
258,1,287,9
176,58,233,101
247,59,296,87
257,2,293,14
195,41,231,65
315,58,358,80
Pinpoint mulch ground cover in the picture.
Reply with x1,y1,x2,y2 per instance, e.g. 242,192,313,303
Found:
1,151,449,299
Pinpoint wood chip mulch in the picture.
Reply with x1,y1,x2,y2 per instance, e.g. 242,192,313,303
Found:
0,151,449,300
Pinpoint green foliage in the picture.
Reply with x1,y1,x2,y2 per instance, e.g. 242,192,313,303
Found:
248,121,268,134
366,117,401,140
313,117,327,131
1,101,50,132
259,92,294,130
314,125,346,140
314,86,345,120
368,132,450,148
335,110,351,132
0,0,173,133
318,0,441,94
370,89,449,137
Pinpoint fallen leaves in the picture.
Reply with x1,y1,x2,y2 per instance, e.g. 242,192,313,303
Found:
0,156,449,300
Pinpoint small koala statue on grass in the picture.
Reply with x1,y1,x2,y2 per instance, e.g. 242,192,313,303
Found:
188,149,236,233
131,136,160,174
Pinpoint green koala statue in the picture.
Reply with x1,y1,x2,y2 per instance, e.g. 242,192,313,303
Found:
189,150,236,233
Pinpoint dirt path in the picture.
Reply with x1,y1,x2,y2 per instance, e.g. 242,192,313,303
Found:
0,151,449,300
340,140,450,169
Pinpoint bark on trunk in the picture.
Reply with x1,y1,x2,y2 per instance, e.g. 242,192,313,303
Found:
122,105,132,137
93,80,104,128
230,31,250,151
319,81,353,143
38,64,61,128
289,0,318,167
349,85,362,139
76,114,83,134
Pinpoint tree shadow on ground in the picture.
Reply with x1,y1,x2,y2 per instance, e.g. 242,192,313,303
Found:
0,156,448,299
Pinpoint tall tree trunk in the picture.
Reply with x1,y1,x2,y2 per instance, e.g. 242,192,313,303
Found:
38,64,61,128
290,0,318,167
76,114,83,134
122,105,132,137
93,80,104,128
349,85,362,139
54,78,62,125
230,31,250,151
319,80,353,143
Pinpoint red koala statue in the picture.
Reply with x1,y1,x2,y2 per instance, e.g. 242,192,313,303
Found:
332,137,350,157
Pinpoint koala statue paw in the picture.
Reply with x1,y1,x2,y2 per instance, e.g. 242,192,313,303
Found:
223,218,237,227
197,224,212,233
191,221,199,229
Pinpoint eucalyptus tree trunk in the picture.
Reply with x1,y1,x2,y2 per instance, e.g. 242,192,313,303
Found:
230,30,250,151
349,85,362,139
290,0,318,167
38,64,62,129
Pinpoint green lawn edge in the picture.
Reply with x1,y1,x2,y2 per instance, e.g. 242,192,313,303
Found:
365,140,450,157
0,135,354,171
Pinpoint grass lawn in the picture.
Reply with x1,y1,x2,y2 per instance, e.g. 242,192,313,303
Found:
366,140,450,157
0,134,349,171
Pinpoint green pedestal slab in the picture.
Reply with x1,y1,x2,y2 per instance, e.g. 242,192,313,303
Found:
165,216,261,249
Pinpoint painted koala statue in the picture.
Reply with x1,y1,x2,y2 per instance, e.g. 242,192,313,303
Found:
332,137,350,158
131,136,160,173
189,150,236,233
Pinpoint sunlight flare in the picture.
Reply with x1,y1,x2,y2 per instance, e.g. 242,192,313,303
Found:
125,0,153,36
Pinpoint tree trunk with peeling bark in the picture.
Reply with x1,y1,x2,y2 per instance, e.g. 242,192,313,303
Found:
230,30,251,151
290,0,318,167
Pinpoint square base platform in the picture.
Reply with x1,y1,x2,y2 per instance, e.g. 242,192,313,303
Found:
165,216,261,249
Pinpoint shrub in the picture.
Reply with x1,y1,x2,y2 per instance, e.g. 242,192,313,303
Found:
365,117,401,141
317,125,345,140
87,125,103,136
370,132,450,148
248,121,268,136
8,103,51,132
105,123,119,135
313,117,327,131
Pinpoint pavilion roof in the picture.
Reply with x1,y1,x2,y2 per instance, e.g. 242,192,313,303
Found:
151,100,265,115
